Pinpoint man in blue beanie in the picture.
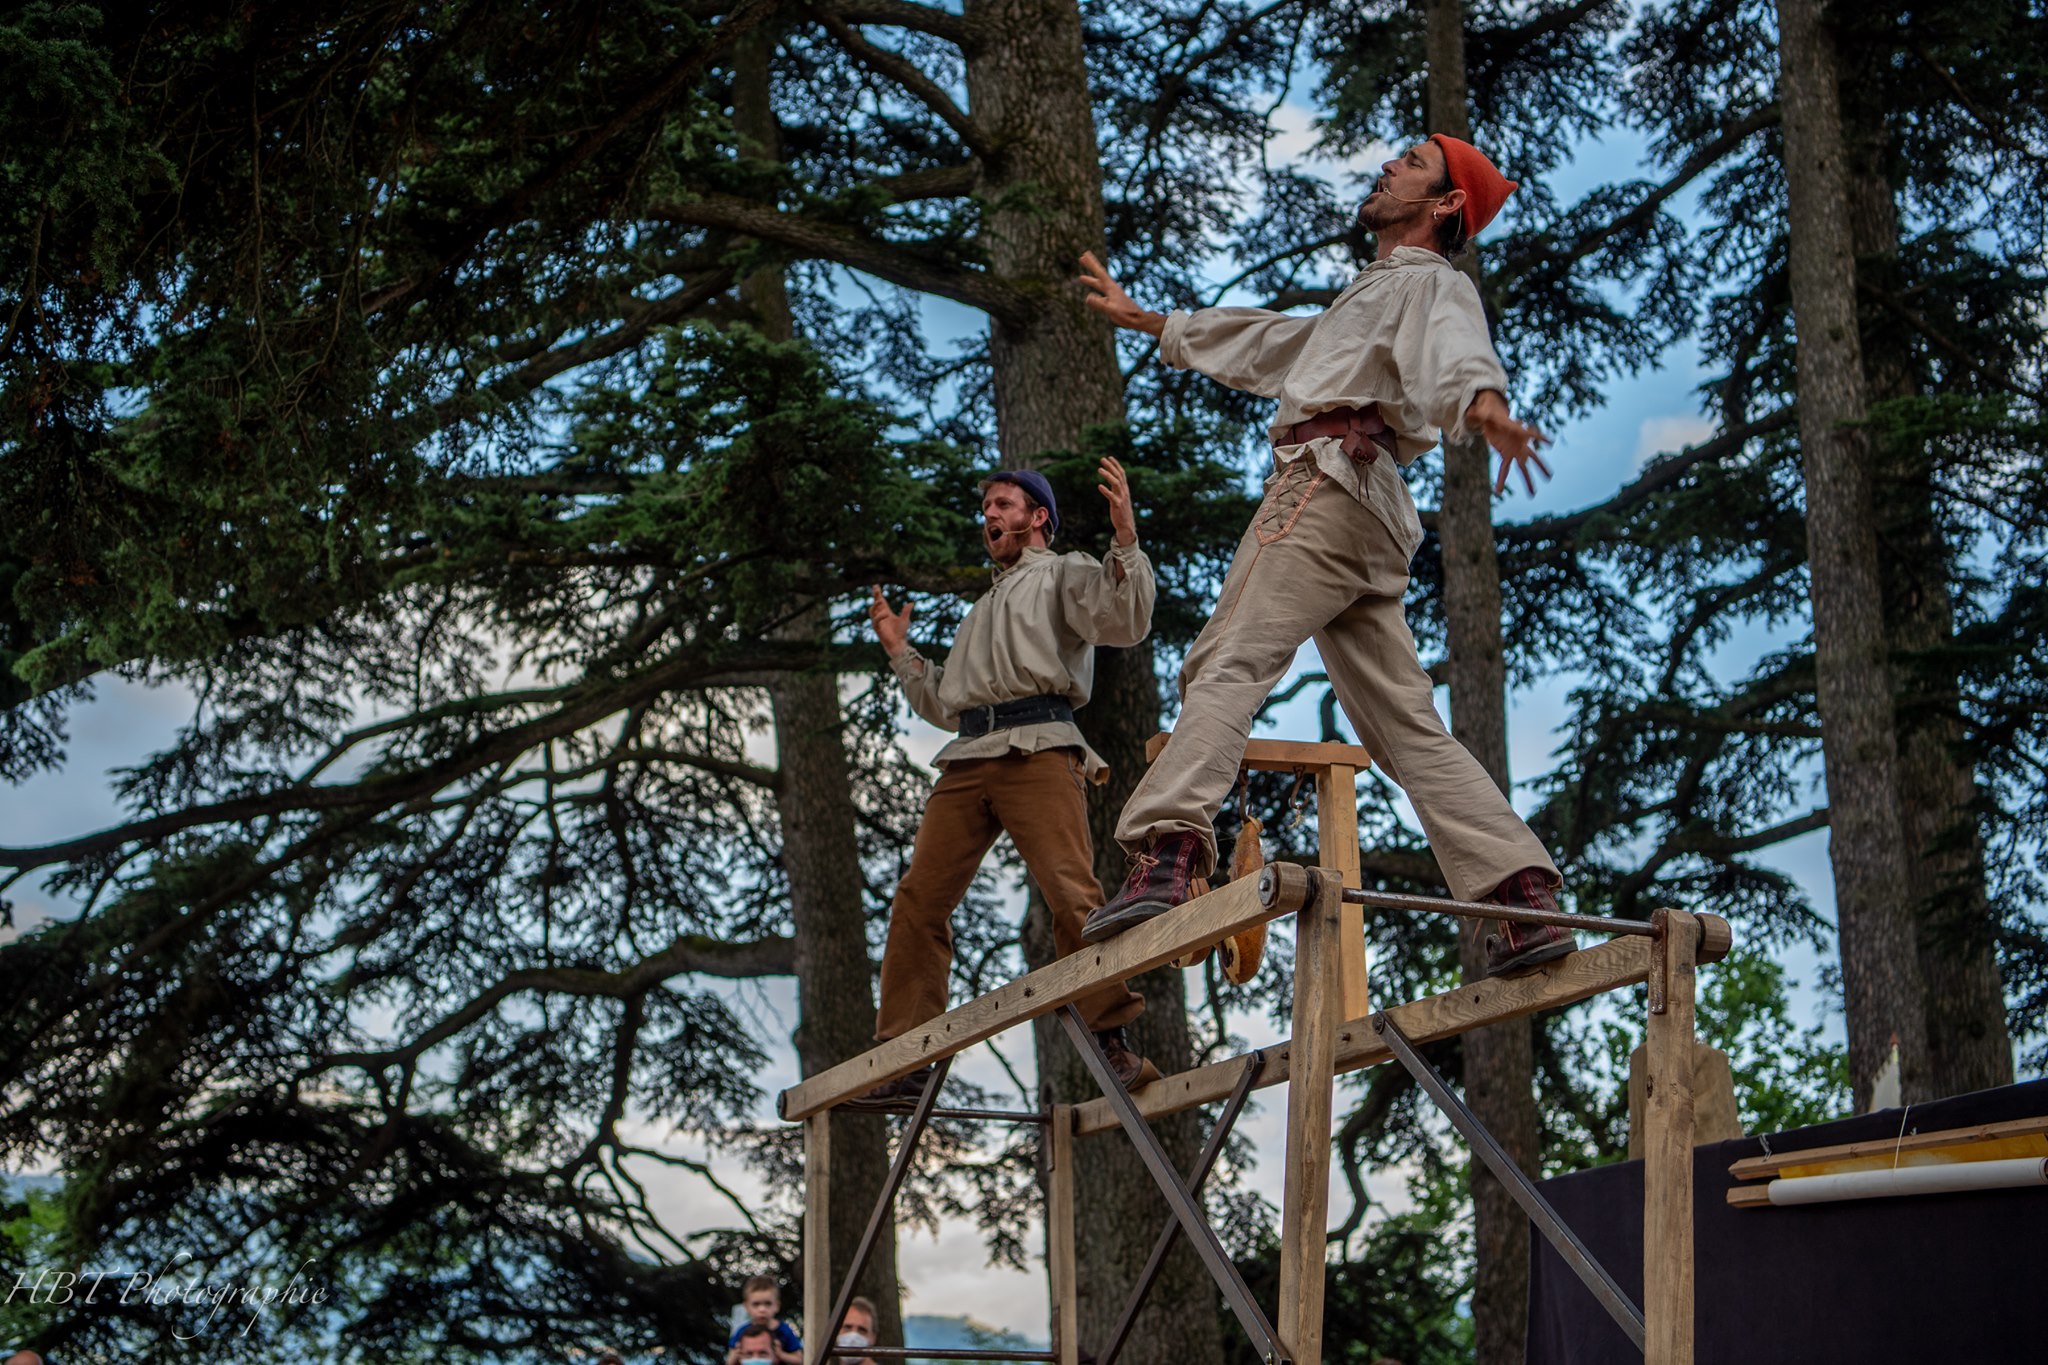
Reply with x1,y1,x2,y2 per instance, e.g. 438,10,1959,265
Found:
849,457,1159,1109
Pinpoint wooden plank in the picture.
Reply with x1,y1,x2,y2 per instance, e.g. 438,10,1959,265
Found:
779,862,1317,1121
1277,870,1343,1365
1316,761,1370,1022
1143,731,1373,772
1642,909,1699,1365
1074,931,1661,1137
1046,1105,1079,1365
1725,1184,1774,1210
1727,1114,2048,1181
803,1113,832,1365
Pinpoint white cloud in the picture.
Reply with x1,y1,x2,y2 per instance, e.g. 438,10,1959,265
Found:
1632,414,1716,471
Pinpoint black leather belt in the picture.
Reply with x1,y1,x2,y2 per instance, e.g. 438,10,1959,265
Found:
957,694,1075,738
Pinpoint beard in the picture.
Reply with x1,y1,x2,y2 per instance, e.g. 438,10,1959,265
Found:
1357,187,1416,233
985,521,1028,564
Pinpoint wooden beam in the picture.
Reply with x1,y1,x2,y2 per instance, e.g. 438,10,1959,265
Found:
1642,909,1699,1365
1728,1114,2048,1181
1144,731,1373,772
1316,760,1370,1021
803,1113,832,1365
1277,871,1343,1365
1073,930,1666,1138
779,862,1317,1121
1725,1184,1775,1209
1046,1105,1079,1365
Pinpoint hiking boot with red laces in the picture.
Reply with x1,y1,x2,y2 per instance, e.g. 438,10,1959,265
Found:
1482,867,1576,978
841,1063,937,1114
1082,832,1206,944
1094,1026,1162,1089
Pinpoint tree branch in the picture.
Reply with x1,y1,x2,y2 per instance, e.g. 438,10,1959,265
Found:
1505,101,1780,294
307,931,799,1079
440,269,740,422
877,161,982,201
817,0,987,49
814,10,994,157
1502,408,1796,545
0,640,828,873
647,192,1033,324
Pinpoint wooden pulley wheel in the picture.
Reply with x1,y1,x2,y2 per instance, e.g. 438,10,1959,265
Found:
1218,817,1267,984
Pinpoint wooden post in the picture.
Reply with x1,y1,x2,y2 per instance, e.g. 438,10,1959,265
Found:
1642,909,1699,1365
804,1113,832,1365
1276,871,1344,1365
1046,1104,1080,1365
1315,762,1370,1021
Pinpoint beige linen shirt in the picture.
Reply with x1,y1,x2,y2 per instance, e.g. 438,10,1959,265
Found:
890,541,1155,782
1158,244,1510,557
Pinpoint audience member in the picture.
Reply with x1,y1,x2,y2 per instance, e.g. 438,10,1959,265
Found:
732,1324,778,1363
724,1275,801,1365
832,1296,881,1365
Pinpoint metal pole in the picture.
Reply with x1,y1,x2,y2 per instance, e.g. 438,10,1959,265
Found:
1098,1050,1268,1365
818,1058,955,1358
1372,1014,1646,1351
927,1106,1051,1125
1341,886,1656,937
1055,1006,1290,1365
826,1350,1057,1362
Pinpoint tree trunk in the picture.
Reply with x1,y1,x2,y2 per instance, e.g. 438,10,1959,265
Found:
963,5,1220,1361
771,631,905,1346
1836,72,2012,1099
738,32,905,1342
1775,0,1931,1107
1421,5,1539,1361
964,0,1127,466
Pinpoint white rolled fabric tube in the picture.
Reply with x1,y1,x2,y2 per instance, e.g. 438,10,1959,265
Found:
1765,1156,2048,1206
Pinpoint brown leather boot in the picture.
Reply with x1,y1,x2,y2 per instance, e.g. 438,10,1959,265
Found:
1093,1027,1162,1089
1082,832,1206,943
840,1063,937,1114
1482,867,1576,978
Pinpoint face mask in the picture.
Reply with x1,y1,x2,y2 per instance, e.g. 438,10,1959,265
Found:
836,1331,872,1350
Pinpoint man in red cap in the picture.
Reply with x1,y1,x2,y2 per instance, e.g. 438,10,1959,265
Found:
848,458,1161,1110
1075,134,1575,978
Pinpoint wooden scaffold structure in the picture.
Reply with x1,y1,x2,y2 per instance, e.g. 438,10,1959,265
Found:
778,737,1733,1365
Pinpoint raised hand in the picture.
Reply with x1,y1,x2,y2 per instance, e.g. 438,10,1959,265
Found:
1078,252,1166,336
1097,455,1138,547
1467,389,1553,496
869,585,913,658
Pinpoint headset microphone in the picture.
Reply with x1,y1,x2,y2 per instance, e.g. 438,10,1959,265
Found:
1375,188,1445,205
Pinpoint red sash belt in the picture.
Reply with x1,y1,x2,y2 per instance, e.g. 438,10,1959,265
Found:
1277,403,1396,464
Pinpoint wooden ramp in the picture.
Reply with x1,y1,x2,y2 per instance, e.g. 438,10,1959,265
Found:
779,736,1731,1365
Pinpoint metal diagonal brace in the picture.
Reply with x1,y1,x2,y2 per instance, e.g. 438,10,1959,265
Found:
1056,1006,1290,1365
1097,1048,1268,1365
1372,1013,1647,1351
819,1058,954,1361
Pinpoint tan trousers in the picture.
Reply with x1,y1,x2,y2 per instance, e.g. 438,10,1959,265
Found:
1114,459,1557,903
877,748,1145,1041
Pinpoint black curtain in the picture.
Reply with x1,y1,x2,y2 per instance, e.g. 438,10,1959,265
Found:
1526,1078,2048,1364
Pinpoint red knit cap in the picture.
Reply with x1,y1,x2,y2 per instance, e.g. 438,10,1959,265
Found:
1428,134,1518,238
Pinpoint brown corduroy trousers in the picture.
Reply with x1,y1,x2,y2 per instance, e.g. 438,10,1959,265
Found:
875,748,1145,1041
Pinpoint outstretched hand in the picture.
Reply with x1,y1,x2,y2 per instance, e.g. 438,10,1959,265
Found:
868,585,912,659
1097,455,1138,547
1467,389,1552,496
1078,252,1166,337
